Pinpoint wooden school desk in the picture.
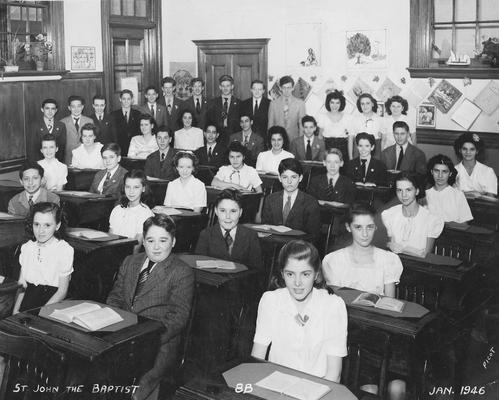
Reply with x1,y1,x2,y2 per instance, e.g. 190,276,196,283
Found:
55,191,116,228
174,359,357,400
300,160,326,191
0,180,23,212
0,302,163,398
65,228,138,302
120,157,145,172
319,202,350,253
196,164,218,186
354,183,393,205
0,213,26,277
465,193,499,230
258,172,282,197
206,187,262,225
66,168,100,191
147,177,169,205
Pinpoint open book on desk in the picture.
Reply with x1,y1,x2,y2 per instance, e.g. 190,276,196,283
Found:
256,371,331,400
54,190,107,198
49,302,123,331
355,182,377,187
353,292,405,313
245,224,305,236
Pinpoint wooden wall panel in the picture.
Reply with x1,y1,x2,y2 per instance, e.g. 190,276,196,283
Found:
0,83,25,162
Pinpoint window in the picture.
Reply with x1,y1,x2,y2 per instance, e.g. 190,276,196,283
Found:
0,0,64,71
110,0,148,19
409,0,499,78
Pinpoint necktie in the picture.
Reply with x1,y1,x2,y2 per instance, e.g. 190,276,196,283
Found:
134,260,155,300
99,115,102,122
306,139,312,160
396,145,404,170
28,195,34,207
283,98,290,122
167,102,172,115
230,170,240,185
150,105,155,119
360,159,367,182
47,120,53,133
243,135,249,146
224,229,234,254
254,100,259,116
74,118,79,132
124,111,128,123
196,98,201,114
223,98,229,114
207,146,213,162
161,152,165,162
282,195,292,224
326,178,334,200
102,171,112,193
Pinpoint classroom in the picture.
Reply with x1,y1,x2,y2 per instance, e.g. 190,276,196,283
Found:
0,0,498,399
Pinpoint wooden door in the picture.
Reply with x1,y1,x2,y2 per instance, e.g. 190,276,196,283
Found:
194,39,269,99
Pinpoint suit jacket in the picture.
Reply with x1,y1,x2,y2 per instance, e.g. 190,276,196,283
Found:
239,97,271,137
262,190,321,239
157,96,183,132
268,96,306,142
229,131,265,167
89,165,128,198
308,174,356,204
139,103,168,129
381,143,427,176
207,96,241,144
346,157,388,186
107,253,194,398
289,136,326,162
91,113,116,144
144,148,178,180
8,188,60,217
60,115,93,164
182,96,209,129
111,108,141,156
195,224,262,271
32,119,67,162
194,143,228,168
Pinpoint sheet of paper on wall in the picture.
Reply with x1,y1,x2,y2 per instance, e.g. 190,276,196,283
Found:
121,77,139,105
427,79,463,114
474,81,499,116
292,77,312,101
346,77,372,104
376,77,401,102
269,81,282,100
451,98,482,130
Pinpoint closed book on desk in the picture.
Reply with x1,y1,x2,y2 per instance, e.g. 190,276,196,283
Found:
256,371,331,400
50,302,123,331
353,293,405,313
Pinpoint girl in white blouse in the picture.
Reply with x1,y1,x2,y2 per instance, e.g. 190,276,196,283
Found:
453,132,497,196
382,95,416,150
322,202,403,297
252,240,347,382
109,169,154,253
173,110,204,151
349,93,383,159
127,114,159,159
256,126,294,174
13,202,73,313
425,154,473,224
382,172,444,257
162,152,207,212
71,123,105,169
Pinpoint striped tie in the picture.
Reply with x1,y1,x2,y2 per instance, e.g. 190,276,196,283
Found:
134,260,155,300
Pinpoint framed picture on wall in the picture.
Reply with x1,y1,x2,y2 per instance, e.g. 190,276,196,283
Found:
71,46,96,70
416,103,436,128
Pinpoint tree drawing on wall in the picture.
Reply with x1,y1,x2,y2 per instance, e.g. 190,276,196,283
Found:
347,33,371,64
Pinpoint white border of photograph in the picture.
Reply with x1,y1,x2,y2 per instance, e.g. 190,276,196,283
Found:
285,23,321,68
416,103,436,129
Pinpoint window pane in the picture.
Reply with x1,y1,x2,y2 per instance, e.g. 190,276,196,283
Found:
21,6,27,21
9,6,21,20
28,7,36,21
113,40,127,64
10,20,26,34
434,28,453,58
110,0,121,15
128,40,143,64
455,28,476,56
456,0,476,21
434,0,453,23
479,0,499,20
479,26,499,42
36,8,42,21
114,70,127,92
28,21,42,34
122,0,134,16
136,0,146,17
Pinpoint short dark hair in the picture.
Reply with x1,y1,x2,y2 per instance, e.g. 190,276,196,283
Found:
394,171,423,199
250,79,265,89
228,141,247,159
267,125,290,150
19,161,44,179
101,142,121,156
161,77,176,87
80,123,97,142
156,126,171,137
427,154,457,186
204,122,218,132
325,90,346,112
356,93,378,113
41,133,57,145
144,85,159,94
385,95,409,116
355,132,376,147
278,157,303,176
140,114,157,134
119,169,153,208
301,115,317,127
26,202,66,241
239,112,253,121
190,77,204,86
345,202,376,224
324,148,344,162
392,120,410,133
92,94,106,104
178,109,197,128
454,132,485,159
173,151,198,173
41,98,58,108
215,189,242,208
68,95,85,106
279,75,294,87
219,75,234,84
119,89,133,98
143,214,176,240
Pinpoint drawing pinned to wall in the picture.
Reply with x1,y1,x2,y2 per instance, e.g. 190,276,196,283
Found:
172,69,194,101
71,46,96,70
286,23,321,67
474,81,499,115
269,81,282,100
416,103,436,128
376,77,401,102
451,99,481,130
346,77,372,104
346,29,387,69
427,79,463,114
292,77,312,101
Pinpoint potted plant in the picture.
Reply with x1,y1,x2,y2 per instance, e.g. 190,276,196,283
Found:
0,31,25,72
31,33,54,71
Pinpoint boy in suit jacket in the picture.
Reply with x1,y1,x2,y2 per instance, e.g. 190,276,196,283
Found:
239,79,270,137
107,214,194,400
289,115,326,162
111,89,141,156
60,95,93,164
262,158,320,239
157,76,183,133
144,127,178,180
229,114,265,167
381,121,426,176
268,76,306,142
8,161,60,217
347,132,388,186
89,143,128,199
194,123,228,168
32,98,66,162
182,78,209,129
207,75,240,145
91,95,116,144
140,85,167,128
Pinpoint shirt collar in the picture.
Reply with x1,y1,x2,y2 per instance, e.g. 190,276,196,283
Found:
283,189,299,204
304,135,314,146
44,117,53,125
26,189,41,202
106,165,119,176
219,225,237,240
